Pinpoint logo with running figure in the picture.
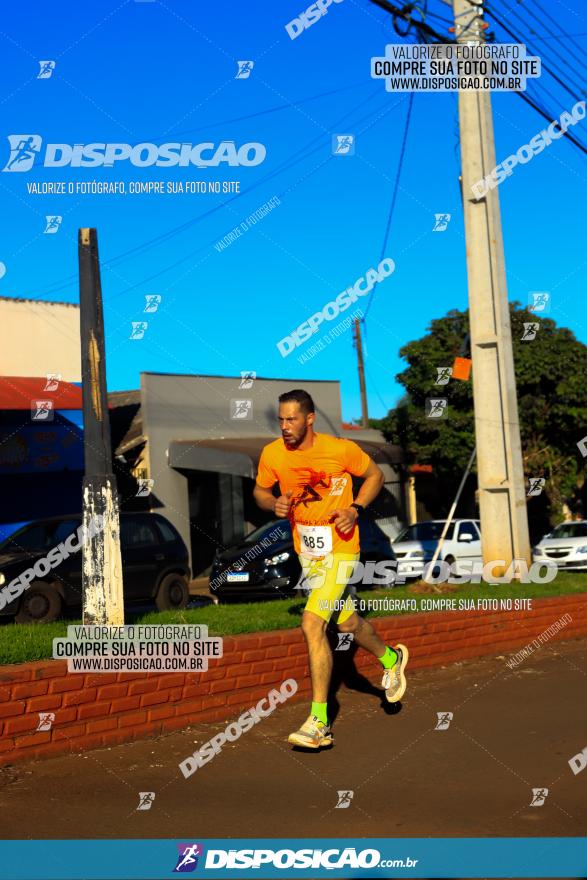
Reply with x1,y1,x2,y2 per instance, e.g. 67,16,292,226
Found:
332,134,355,155
173,843,204,872
336,633,354,651
530,788,548,807
290,468,332,513
37,60,56,79
335,790,354,808
236,61,254,79
3,135,42,172
44,215,62,234
328,476,347,496
435,711,453,730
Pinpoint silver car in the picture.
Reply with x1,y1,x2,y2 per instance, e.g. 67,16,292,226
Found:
532,521,587,571
392,519,482,578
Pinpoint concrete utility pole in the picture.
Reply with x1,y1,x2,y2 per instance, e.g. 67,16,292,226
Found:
353,318,370,428
407,473,418,524
79,228,124,624
452,0,531,574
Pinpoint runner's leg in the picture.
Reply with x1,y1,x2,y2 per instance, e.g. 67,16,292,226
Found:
301,610,331,704
337,611,387,659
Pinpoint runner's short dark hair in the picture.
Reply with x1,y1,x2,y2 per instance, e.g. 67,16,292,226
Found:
278,389,315,415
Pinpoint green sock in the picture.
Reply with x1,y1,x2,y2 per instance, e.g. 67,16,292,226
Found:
311,701,328,725
378,646,398,670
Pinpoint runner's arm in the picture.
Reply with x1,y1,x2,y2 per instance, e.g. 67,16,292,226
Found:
253,483,278,513
353,458,385,508
331,459,384,533
254,484,293,518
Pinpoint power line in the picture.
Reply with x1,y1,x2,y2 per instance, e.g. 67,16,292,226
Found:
27,81,374,174
488,0,585,98
485,2,587,153
368,0,587,157
365,362,393,414
529,31,587,43
425,7,454,28
33,86,388,298
363,92,415,321
486,2,584,102
527,0,587,67
369,0,456,43
108,94,407,298
513,88,587,153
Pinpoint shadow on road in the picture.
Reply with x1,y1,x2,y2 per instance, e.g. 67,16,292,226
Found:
325,630,403,724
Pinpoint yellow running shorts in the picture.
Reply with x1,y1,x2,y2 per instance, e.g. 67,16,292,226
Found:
299,552,360,624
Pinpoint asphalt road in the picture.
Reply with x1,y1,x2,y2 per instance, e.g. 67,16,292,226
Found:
1,638,586,849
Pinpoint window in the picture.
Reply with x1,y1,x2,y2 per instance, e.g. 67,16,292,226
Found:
395,522,454,543
156,518,179,543
120,517,159,548
48,520,82,547
457,521,479,541
0,523,48,553
550,523,587,539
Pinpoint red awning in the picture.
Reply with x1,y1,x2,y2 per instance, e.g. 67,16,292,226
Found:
0,376,83,410
410,463,433,474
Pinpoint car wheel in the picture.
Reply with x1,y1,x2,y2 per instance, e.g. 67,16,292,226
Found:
15,583,62,624
155,573,189,611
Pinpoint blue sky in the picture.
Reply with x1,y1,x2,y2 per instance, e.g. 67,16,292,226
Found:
1,0,585,421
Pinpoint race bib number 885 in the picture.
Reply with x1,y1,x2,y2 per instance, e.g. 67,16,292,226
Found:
296,524,332,558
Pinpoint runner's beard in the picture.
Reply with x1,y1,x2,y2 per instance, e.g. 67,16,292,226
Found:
283,424,308,449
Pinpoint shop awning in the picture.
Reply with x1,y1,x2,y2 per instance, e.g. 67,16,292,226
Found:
0,376,83,410
168,436,402,478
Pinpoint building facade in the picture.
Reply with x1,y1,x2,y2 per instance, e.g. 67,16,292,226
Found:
111,373,406,575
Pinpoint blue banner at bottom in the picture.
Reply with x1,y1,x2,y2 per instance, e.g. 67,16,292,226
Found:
0,838,585,879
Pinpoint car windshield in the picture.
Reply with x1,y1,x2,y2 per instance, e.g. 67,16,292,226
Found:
0,519,82,555
394,522,454,542
549,523,587,539
243,520,291,544
0,523,48,553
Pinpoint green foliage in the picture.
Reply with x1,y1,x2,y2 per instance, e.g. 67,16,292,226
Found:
374,303,587,521
1,574,586,665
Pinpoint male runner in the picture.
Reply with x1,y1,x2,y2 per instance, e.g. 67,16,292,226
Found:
253,389,408,749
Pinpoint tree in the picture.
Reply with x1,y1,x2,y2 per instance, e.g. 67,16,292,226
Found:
374,303,587,524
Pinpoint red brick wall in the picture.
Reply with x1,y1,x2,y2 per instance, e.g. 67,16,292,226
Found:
0,593,585,766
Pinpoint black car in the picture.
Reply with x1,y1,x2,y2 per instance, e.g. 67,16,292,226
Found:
210,518,396,602
0,512,191,624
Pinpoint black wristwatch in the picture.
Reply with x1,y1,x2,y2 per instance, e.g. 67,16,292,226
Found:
351,503,364,516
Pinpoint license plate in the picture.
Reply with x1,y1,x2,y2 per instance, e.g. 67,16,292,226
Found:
227,572,249,583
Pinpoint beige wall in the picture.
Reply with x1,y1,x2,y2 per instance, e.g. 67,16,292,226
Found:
0,298,81,382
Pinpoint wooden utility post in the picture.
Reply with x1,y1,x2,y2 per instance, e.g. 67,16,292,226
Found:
353,318,369,428
79,228,124,625
452,0,531,574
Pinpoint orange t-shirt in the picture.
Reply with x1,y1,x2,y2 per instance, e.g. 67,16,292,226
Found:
256,433,371,556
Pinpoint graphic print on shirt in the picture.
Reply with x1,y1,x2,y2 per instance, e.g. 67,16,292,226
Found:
289,468,332,515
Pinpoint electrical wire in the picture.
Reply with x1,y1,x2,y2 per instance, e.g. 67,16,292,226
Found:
27,81,374,174
513,87,587,153
368,0,587,157
486,2,583,102
365,362,394,413
33,85,389,298
106,93,408,298
527,0,587,67
529,32,587,43
487,0,585,98
369,0,456,43
363,92,415,321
